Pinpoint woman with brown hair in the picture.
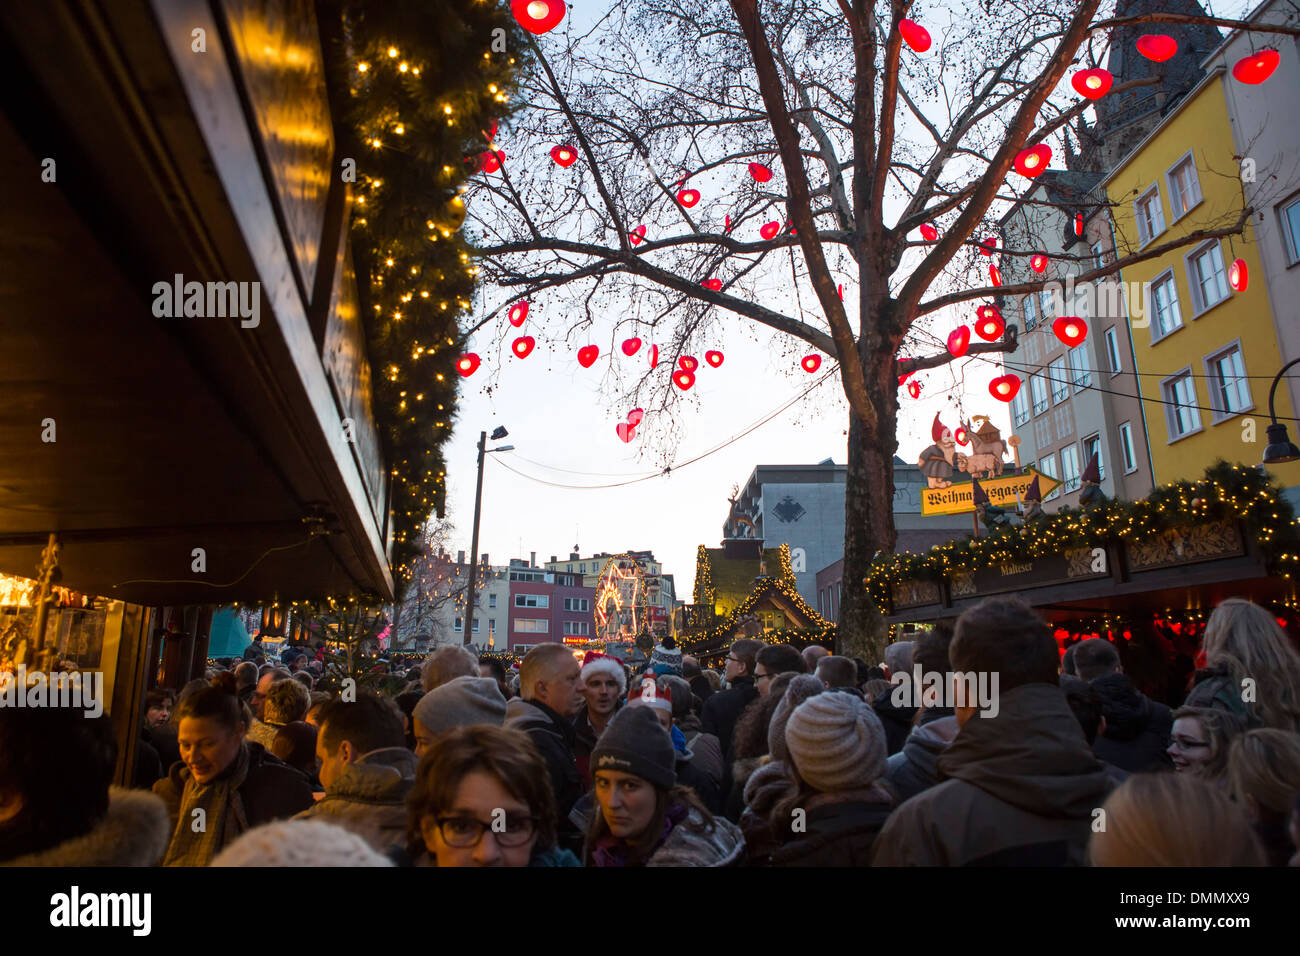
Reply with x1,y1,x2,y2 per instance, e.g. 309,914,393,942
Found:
586,706,744,866
1187,598,1300,732
1227,728,1300,866
1166,706,1246,784
1089,772,1265,866
401,725,578,867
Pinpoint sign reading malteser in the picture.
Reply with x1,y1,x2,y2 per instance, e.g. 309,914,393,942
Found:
920,468,1061,517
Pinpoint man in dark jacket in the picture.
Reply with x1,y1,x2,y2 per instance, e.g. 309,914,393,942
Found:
1074,638,1174,772
872,597,1112,866
682,655,714,705
506,644,587,852
701,638,763,761
874,640,918,755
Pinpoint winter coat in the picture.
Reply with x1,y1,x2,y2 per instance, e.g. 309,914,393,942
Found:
1,788,171,867
572,703,616,788
701,677,757,763
647,806,745,867
675,747,723,815
507,698,586,851
295,747,417,854
689,674,715,706
724,755,767,822
245,719,282,750
883,715,962,806
872,693,919,757
871,684,1113,866
681,726,725,793
133,735,165,790
1089,673,1175,773
146,723,181,771
1185,665,1260,727
766,792,893,867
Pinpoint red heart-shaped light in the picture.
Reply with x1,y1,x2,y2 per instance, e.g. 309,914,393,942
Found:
1233,49,1280,84
1136,34,1177,62
1013,144,1052,178
677,188,700,207
512,335,535,359
456,353,481,378
702,278,722,292
627,408,644,427
1053,316,1088,348
837,283,844,301
954,426,969,447
629,224,646,246
508,301,529,327
898,18,932,53
705,350,724,368
1030,254,1049,273
511,0,565,35
550,144,578,167
802,355,821,373
975,306,1005,341
760,221,780,240
1228,257,1248,291
724,214,732,233
648,344,659,369
578,345,599,368
480,150,504,174
947,326,971,358
989,374,1021,402
979,236,997,256
749,162,773,183
989,265,1002,286
898,370,913,386
786,221,797,235
919,223,939,242
485,120,499,141
621,337,642,357
907,379,922,399
616,422,636,443
1072,68,1113,100
679,355,699,372
673,369,695,391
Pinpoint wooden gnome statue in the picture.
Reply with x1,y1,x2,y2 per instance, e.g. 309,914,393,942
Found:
1079,452,1106,507
1021,474,1045,521
973,478,1011,530
918,413,957,488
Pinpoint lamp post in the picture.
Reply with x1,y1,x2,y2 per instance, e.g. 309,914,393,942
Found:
1263,359,1300,465
463,426,513,646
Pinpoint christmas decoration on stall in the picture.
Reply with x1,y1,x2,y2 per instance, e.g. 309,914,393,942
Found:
684,571,836,667
1021,474,1045,521
1079,452,1106,507
954,416,1021,480
593,554,654,646
327,0,527,573
918,413,957,489
972,478,1012,531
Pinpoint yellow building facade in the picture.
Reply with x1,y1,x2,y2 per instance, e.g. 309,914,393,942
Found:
1104,69,1300,489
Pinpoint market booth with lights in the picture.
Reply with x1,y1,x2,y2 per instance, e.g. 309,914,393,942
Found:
865,462,1300,703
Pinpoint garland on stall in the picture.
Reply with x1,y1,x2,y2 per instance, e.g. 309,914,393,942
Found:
323,0,529,575
864,462,1300,613
684,575,836,660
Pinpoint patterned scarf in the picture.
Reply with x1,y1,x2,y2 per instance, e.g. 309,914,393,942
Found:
592,801,689,868
162,743,251,867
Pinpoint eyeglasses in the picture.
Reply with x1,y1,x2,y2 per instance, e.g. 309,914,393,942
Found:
726,656,742,664
435,815,537,848
755,672,772,682
1170,736,1208,750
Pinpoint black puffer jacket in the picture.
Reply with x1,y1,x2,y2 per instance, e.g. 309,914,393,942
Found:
1089,674,1174,773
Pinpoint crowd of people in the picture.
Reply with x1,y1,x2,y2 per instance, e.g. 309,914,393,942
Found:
3,594,1300,867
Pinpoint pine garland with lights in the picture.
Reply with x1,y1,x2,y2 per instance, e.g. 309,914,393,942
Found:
322,0,529,573
777,542,797,591
693,545,716,607
684,574,835,661
863,462,1300,614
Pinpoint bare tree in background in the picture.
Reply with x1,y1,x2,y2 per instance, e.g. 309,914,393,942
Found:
467,0,1300,654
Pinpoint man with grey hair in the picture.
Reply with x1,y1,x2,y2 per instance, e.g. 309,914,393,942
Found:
802,644,830,674
505,644,585,852
874,641,918,756
420,645,478,692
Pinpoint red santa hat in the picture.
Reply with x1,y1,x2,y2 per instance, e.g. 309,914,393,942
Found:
931,412,950,444
581,651,627,695
626,673,673,714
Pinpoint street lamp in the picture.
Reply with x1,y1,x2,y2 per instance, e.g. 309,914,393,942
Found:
463,426,513,646
1263,359,1300,465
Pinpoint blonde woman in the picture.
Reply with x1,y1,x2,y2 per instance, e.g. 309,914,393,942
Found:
1227,729,1300,866
1167,706,1246,783
1187,598,1300,732
1090,773,1265,866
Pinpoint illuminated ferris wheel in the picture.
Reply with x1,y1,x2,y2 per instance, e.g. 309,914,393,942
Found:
593,554,652,645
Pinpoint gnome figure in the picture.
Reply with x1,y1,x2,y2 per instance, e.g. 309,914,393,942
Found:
918,413,957,488
1079,452,1106,507
973,478,1011,530
1021,474,1045,521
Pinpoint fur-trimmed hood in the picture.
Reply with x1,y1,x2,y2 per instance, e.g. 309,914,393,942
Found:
2,788,170,867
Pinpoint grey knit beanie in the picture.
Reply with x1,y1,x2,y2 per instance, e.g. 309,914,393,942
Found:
212,819,393,867
590,704,676,790
768,673,825,763
412,675,506,736
784,692,887,792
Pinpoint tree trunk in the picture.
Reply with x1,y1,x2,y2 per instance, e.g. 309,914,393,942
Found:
836,345,899,664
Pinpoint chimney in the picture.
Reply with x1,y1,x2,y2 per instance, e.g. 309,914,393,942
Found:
530,551,536,567
550,555,557,564
570,551,580,560
457,550,465,565
481,552,489,565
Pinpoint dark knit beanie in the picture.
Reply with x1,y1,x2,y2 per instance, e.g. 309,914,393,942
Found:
590,705,676,790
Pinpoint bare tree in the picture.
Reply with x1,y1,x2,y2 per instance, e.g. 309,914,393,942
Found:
467,0,1299,652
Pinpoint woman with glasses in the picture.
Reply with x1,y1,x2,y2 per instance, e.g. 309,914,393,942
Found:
400,725,580,867
1166,705,1246,783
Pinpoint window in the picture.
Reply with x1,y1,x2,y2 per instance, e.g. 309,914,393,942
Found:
509,570,545,582
514,594,549,608
1162,370,1202,440
488,593,497,609
1081,434,1104,481
566,564,573,572
1049,358,1070,403
1104,327,1122,374
1023,293,1040,330
1135,185,1165,245
453,618,481,633
1031,373,1050,415
1186,241,1230,314
1205,344,1252,420
1150,272,1183,341
1166,155,1202,220
1039,288,1055,320
563,621,590,637
1061,444,1082,493
1281,194,1300,265
1012,387,1031,427
1069,345,1092,388
514,619,548,634
1118,422,1138,473
1039,454,1061,501
1091,241,1107,274
563,597,590,612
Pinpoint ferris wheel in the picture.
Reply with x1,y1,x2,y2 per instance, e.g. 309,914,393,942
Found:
592,554,653,645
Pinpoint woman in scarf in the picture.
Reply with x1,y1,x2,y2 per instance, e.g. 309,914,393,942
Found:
152,678,315,866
